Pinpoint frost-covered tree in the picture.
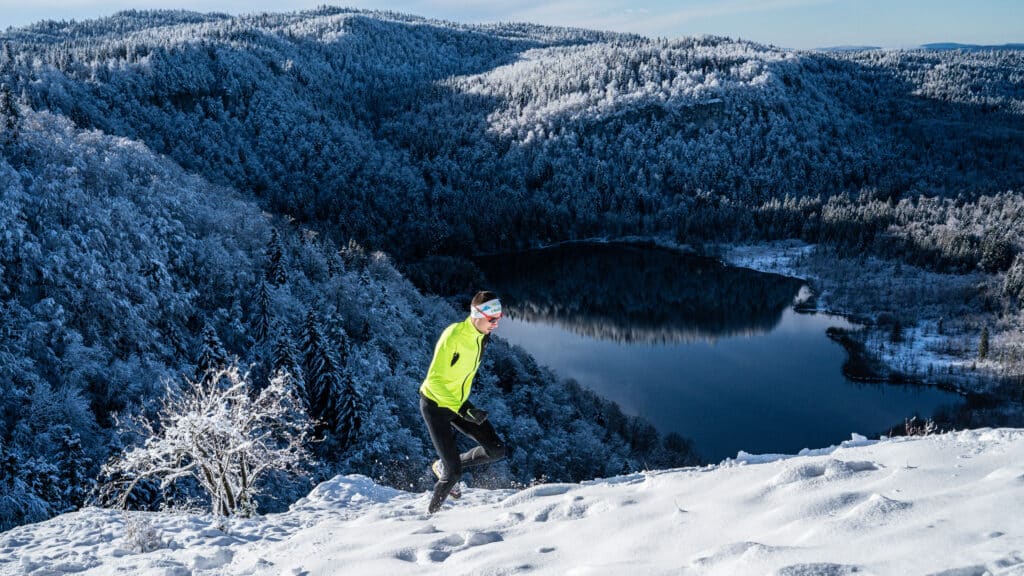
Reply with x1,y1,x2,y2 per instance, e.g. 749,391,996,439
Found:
1005,255,1024,304
300,312,341,437
251,281,273,343
100,366,311,517
0,83,18,134
272,324,304,387
50,424,93,513
335,370,363,454
196,322,228,385
0,445,49,531
266,228,288,287
980,236,1014,272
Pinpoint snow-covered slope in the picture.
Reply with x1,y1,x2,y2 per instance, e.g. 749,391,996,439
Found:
3,429,1023,575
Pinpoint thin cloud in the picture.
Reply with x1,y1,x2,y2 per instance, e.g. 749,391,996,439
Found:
417,0,838,38
612,0,838,38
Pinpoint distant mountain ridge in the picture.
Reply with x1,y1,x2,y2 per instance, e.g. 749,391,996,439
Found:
820,42,1024,52
815,45,883,52
921,42,1024,51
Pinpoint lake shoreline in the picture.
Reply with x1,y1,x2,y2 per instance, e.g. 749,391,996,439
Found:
469,237,1020,437
714,240,1024,438
476,242,965,461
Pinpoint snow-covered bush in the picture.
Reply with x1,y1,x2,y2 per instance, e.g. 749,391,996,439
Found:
100,366,312,517
902,416,939,437
122,512,169,553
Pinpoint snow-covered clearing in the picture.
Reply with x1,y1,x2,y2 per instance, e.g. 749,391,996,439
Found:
719,240,817,284
2,429,1023,575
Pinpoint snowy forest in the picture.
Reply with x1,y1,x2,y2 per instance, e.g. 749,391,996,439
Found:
1,7,1023,530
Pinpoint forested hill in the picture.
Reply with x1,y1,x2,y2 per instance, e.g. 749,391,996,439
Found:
0,111,695,530
3,8,1022,263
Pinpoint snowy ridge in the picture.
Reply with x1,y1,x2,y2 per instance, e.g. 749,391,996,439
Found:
3,429,1023,575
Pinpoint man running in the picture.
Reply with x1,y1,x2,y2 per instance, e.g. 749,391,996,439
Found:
419,291,507,513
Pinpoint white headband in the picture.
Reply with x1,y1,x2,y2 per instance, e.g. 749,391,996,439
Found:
470,298,502,319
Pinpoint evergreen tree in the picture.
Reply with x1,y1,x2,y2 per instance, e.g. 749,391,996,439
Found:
335,370,363,453
52,425,91,513
979,326,990,361
325,243,345,277
272,324,304,394
332,325,350,370
1004,255,1024,304
0,43,13,72
0,83,19,141
0,447,49,530
225,297,250,351
266,228,287,286
252,281,273,343
979,236,1014,272
300,312,340,437
196,322,229,385
0,84,17,128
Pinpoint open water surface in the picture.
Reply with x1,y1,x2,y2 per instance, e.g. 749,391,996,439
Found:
476,242,964,462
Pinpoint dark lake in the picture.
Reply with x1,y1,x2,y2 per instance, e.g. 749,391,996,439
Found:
475,242,964,463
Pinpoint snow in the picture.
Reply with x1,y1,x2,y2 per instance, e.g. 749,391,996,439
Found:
719,240,817,283
3,429,1024,575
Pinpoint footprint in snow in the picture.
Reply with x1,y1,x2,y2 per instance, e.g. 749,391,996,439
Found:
192,548,234,571
692,541,792,568
994,551,1024,569
770,460,879,489
417,531,504,563
533,503,558,522
795,491,868,520
501,483,577,507
773,562,865,575
465,531,503,547
498,511,526,526
923,566,988,576
393,548,417,563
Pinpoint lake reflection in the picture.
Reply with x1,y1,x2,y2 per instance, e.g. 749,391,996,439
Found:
476,242,963,462
478,242,805,343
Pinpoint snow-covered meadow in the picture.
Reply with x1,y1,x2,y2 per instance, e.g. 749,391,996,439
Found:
3,428,1022,575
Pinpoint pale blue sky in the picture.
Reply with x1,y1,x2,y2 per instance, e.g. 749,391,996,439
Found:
1,0,1021,50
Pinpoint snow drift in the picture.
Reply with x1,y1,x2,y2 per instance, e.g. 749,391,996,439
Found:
2,428,1023,575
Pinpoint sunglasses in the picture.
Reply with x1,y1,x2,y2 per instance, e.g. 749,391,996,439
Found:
474,306,501,324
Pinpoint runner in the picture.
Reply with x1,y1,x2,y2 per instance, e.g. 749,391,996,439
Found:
419,291,508,513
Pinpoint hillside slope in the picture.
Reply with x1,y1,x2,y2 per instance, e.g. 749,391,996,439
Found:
4,9,1022,258
0,107,695,530
2,429,1022,575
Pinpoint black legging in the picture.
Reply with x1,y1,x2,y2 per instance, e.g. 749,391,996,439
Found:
420,393,506,507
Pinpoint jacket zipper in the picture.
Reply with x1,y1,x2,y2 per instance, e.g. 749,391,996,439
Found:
459,332,483,405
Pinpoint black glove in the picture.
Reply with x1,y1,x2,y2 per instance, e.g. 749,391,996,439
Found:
458,401,489,425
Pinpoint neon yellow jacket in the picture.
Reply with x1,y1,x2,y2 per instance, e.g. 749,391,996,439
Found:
420,317,485,412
